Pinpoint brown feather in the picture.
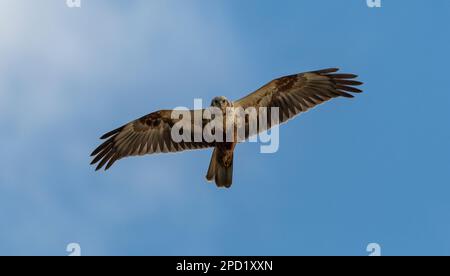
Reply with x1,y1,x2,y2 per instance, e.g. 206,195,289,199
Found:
91,110,215,171
234,68,363,139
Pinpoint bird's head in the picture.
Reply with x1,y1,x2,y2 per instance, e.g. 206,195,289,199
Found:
210,96,232,111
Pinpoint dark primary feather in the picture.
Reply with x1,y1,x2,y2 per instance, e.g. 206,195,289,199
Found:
234,68,363,136
91,110,215,171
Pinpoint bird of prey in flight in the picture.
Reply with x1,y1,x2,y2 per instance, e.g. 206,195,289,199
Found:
91,68,363,188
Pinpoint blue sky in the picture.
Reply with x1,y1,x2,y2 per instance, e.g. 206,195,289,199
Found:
1,0,449,256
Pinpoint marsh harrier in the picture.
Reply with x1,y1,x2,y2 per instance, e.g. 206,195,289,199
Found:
91,68,363,188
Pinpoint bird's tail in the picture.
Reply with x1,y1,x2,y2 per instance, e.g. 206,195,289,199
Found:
206,148,233,188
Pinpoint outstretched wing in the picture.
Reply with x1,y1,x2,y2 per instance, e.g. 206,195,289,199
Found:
90,110,214,171
234,68,363,132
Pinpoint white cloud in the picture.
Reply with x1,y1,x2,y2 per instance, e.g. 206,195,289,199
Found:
0,0,244,255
